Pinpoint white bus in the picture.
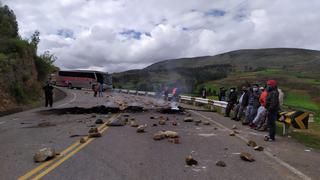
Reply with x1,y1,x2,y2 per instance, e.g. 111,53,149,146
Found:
53,70,112,90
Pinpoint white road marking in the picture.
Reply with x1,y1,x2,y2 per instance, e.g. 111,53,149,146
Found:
198,133,216,137
0,121,6,125
189,110,312,180
56,92,77,108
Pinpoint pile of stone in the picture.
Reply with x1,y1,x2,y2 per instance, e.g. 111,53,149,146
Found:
153,130,180,144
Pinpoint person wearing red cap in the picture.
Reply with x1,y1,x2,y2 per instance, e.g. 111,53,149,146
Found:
264,79,280,141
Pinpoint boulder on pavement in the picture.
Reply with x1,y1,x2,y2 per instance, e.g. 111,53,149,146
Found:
216,161,226,167
164,131,179,138
240,152,255,162
185,155,198,166
172,121,178,126
184,117,193,122
136,124,147,133
130,121,139,127
34,148,56,163
89,132,102,138
80,137,86,144
247,140,257,147
232,125,237,129
254,146,264,151
229,132,236,136
88,127,98,133
153,131,165,140
159,119,166,125
95,119,103,124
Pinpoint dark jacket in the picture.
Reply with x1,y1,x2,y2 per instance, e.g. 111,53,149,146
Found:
248,90,260,108
43,84,54,96
266,88,280,112
228,91,237,104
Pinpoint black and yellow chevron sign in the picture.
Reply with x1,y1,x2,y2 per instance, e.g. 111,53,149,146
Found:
279,111,309,129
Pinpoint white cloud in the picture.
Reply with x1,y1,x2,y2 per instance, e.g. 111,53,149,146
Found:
2,0,320,72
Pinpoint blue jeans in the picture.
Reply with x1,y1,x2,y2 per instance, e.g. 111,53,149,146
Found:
245,105,257,123
253,106,266,125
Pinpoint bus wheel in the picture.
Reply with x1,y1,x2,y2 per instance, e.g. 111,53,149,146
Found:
68,83,73,89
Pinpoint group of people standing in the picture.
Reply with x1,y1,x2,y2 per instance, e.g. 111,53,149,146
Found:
224,80,282,142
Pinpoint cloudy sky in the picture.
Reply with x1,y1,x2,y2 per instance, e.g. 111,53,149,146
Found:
2,0,320,72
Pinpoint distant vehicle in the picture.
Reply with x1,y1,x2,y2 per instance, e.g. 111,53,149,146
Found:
52,70,112,90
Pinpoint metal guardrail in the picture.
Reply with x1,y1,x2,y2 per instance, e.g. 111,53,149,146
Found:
114,89,228,109
129,90,137,94
137,91,146,95
147,92,156,96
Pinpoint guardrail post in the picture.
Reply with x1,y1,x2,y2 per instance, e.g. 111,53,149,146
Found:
191,97,196,106
309,113,314,122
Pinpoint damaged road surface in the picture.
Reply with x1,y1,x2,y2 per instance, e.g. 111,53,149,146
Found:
0,88,319,180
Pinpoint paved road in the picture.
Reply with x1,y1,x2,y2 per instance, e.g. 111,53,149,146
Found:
0,88,319,180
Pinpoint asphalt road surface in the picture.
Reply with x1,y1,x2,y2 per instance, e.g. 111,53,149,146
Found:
0,88,319,180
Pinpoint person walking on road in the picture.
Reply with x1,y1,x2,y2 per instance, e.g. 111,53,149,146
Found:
264,80,280,142
92,83,98,97
98,82,104,97
225,87,237,117
43,81,54,108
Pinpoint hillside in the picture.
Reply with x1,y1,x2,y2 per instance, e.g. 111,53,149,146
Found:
146,48,320,72
113,48,320,91
0,4,56,113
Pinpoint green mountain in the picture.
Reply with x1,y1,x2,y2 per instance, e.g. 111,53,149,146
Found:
146,48,320,72
113,48,320,92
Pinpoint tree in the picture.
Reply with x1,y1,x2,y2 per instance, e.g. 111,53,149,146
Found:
35,51,58,82
30,30,40,52
0,5,18,38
